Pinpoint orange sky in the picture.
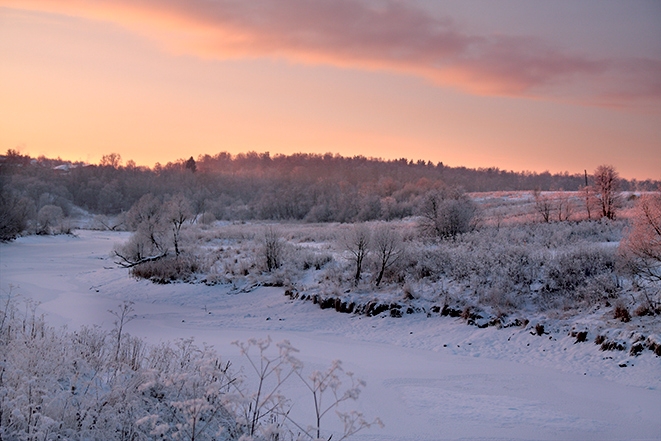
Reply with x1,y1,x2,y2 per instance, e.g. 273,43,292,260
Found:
1,1,660,179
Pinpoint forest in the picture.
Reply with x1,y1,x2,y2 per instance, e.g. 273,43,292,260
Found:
1,150,659,238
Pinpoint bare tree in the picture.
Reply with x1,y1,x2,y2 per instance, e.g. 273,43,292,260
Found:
556,192,573,221
372,224,404,287
345,224,371,285
165,193,192,257
533,191,574,223
100,152,122,168
532,190,552,223
593,165,620,220
583,169,595,220
620,193,661,285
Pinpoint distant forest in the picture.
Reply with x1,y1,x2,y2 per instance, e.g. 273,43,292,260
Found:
1,149,658,224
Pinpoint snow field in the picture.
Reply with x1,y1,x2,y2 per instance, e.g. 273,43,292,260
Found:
1,230,660,440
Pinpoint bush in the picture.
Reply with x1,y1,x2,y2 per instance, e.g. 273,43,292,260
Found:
130,254,203,283
0,296,381,440
0,187,31,241
613,304,631,322
198,211,217,225
534,323,545,336
297,248,334,271
540,246,617,309
36,204,63,235
262,226,285,272
418,187,478,239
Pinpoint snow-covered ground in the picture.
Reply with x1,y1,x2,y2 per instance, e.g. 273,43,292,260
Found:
1,230,659,440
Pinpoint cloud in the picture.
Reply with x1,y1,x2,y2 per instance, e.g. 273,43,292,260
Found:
4,0,661,106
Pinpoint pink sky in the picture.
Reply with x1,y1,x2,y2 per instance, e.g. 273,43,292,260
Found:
1,1,660,179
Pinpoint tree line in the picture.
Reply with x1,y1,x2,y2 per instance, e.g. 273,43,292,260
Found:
1,149,659,240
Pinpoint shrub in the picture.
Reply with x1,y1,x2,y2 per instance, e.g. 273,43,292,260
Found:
600,340,626,351
36,204,63,235
613,304,631,322
540,245,617,309
575,330,588,343
0,187,31,241
297,249,334,271
634,304,654,317
130,254,202,283
262,226,285,272
418,187,478,239
545,247,615,293
534,323,545,336
0,297,381,440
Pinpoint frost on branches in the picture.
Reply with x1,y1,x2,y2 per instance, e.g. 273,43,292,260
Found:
0,295,381,440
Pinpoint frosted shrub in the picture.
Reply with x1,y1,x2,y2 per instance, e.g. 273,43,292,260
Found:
36,204,64,235
418,187,478,239
295,248,334,271
0,296,380,441
539,246,618,309
262,226,285,272
543,246,615,293
129,253,204,283
382,220,626,316
199,211,217,225
233,338,382,440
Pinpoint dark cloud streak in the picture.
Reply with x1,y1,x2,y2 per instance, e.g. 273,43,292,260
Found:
7,0,661,105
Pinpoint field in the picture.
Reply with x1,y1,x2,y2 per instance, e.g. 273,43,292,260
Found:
1,192,660,440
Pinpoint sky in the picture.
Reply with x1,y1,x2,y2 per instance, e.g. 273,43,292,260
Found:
1,1,660,180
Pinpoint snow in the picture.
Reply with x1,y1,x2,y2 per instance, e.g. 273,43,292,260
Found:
1,230,660,440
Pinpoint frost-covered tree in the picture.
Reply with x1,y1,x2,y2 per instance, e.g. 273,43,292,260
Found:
532,190,552,223
0,186,31,241
620,193,661,285
115,194,170,267
165,193,192,257
593,165,620,220
36,204,63,235
418,187,477,239
345,224,371,284
372,224,404,287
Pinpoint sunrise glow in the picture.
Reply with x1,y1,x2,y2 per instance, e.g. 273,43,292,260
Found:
1,1,660,179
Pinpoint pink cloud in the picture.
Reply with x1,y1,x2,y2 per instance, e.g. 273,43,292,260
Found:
4,0,660,105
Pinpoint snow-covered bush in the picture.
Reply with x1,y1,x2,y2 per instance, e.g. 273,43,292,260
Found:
112,208,648,323
0,295,380,440
261,226,285,272
418,187,478,239
539,246,618,309
129,253,205,284
36,204,64,235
